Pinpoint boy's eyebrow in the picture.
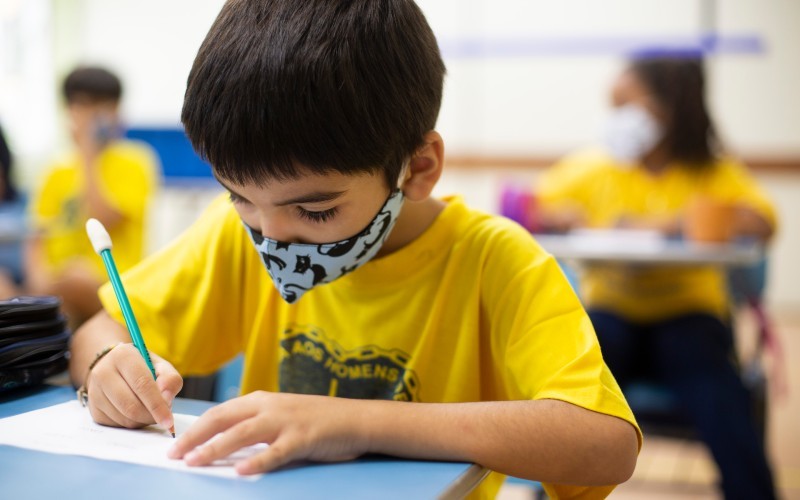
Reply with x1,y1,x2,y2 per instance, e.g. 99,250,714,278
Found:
214,175,346,206
215,176,252,204
274,190,347,206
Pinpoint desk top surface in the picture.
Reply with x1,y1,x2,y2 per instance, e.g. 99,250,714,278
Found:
535,231,763,266
0,385,486,500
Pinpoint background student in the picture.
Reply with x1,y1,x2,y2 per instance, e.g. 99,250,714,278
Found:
538,55,777,500
26,66,158,327
69,1,641,498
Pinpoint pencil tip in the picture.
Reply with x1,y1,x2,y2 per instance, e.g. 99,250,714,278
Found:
172,433,176,438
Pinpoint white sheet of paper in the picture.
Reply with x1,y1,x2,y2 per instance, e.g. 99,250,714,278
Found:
568,228,667,254
0,401,266,480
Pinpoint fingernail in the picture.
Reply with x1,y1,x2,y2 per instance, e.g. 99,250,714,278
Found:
167,444,180,459
161,416,174,430
185,450,199,464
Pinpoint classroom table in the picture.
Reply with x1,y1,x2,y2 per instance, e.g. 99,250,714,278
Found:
534,230,763,266
0,385,489,500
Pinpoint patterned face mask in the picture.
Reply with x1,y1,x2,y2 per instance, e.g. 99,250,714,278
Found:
244,190,405,304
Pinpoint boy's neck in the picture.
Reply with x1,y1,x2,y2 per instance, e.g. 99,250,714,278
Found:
377,196,446,257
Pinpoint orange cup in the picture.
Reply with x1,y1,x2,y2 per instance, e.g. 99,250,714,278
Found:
683,197,736,243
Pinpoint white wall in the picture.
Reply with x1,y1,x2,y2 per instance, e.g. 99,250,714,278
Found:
75,0,225,125
4,0,799,173
712,1,800,157
419,0,800,157
0,0,57,171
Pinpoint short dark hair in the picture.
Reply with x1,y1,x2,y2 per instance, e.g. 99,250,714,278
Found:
62,66,123,104
182,0,446,187
628,56,718,166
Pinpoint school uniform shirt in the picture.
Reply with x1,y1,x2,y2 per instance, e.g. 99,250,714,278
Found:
99,193,641,500
538,148,777,322
30,140,158,280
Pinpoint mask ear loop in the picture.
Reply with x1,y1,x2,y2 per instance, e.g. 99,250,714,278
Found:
396,159,413,192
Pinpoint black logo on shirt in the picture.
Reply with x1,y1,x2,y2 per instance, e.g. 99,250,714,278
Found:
278,325,421,401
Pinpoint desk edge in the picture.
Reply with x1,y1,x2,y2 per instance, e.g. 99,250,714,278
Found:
437,464,491,500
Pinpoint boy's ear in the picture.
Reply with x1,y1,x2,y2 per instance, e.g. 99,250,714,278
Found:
401,131,444,202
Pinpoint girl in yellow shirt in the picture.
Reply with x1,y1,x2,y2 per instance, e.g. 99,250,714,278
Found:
539,56,776,500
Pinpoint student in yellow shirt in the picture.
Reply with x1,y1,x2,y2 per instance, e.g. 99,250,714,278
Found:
68,2,641,498
539,56,776,499
27,67,158,327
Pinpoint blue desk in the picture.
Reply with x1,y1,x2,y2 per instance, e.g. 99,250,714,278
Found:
0,386,488,499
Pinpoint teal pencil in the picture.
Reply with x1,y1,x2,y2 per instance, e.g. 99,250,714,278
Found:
86,218,176,438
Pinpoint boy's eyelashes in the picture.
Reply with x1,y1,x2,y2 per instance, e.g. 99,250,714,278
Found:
296,206,338,223
228,191,250,205
228,191,338,224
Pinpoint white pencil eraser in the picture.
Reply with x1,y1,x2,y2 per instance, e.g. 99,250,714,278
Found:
85,218,113,254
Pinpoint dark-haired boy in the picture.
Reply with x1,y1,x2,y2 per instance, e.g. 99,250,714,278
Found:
28,66,158,326
71,1,640,497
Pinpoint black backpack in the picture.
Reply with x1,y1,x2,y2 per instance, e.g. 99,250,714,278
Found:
0,296,70,392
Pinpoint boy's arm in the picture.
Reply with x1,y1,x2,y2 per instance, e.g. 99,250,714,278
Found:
82,154,125,229
22,236,49,296
365,398,638,486
733,205,774,242
70,311,137,387
24,236,104,322
169,392,638,486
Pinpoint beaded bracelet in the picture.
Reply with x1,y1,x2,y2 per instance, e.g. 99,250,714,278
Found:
76,343,124,407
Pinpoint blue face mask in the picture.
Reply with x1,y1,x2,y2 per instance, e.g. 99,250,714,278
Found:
244,190,405,303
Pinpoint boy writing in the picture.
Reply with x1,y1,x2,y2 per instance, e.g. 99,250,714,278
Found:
70,1,640,497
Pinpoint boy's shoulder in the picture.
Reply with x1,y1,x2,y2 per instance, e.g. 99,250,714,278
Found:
38,152,80,187
553,146,622,174
197,192,243,231
541,147,624,193
435,196,546,261
707,155,751,177
103,139,159,168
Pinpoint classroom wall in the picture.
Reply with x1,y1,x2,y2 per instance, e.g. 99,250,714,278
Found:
424,0,800,158
4,0,799,167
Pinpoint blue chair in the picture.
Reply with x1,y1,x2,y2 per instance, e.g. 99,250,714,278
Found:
174,355,243,402
213,354,244,402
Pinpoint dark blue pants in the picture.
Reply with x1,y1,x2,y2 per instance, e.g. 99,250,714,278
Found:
590,311,776,500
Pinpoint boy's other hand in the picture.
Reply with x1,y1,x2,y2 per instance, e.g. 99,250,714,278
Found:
86,344,183,431
168,391,367,474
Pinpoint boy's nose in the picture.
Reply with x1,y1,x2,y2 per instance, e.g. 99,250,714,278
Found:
257,214,303,244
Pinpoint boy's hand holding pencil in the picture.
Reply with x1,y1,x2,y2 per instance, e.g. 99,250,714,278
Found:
83,339,182,433
83,218,182,436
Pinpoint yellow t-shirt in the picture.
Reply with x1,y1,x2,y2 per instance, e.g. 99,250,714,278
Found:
30,140,159,280
100,194,641,499
538,148,777,322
